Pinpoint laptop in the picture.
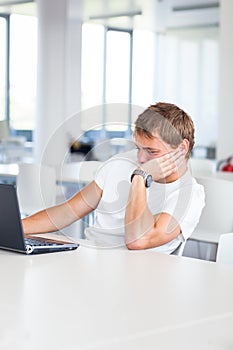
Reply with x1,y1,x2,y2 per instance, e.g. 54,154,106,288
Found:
0,183,78,254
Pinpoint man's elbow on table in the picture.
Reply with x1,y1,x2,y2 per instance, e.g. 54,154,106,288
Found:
125,227,173,250
125,231,158,250
126,239,147,250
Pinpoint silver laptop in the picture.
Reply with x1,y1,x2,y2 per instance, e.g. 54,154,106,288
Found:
0,183,78,254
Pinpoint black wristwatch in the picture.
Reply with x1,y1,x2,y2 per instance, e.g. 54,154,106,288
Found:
130,169,153,188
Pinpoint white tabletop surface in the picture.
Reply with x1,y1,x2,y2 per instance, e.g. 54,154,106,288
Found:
190,229,222,243
0,163,19,177
0,163,86,184
0,245,233,350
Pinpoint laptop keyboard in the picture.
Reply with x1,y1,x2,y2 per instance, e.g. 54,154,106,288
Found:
25,238,62,246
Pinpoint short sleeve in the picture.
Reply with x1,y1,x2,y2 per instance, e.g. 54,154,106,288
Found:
94,161,113,190
162,183,205,240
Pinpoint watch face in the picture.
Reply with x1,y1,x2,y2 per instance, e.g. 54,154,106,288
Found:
146,174,153,188
131,169,153,188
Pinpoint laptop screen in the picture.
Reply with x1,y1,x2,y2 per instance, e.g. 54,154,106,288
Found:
0,184,26,252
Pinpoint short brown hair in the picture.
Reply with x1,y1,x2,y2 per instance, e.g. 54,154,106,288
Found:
135,102,195,158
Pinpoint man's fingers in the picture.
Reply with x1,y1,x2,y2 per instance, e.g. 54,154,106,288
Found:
157,149,184,164
141,148,185,181
160,152,185,177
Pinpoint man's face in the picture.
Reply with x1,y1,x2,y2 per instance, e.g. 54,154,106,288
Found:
134,133,175,165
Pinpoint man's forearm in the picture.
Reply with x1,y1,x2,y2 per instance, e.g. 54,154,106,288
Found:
125,175,154,247
22,181,103,236
22,202,78,235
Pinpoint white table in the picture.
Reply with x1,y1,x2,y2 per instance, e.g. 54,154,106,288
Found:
0,246,233,350
0,162,94,186
0,163,19,183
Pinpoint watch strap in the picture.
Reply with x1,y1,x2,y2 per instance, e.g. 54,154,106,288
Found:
131,169,152,188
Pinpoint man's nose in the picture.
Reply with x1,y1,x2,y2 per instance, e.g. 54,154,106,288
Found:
137,149,148,164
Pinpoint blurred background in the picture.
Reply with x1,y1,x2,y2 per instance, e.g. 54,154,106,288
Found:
0,0,231,166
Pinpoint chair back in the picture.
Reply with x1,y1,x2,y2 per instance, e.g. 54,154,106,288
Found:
171,241,186,256
189,158,216,177
93,138,134,162
194,177,233,234
17,163,56,215
56,161,102,229
57,161,102,184
216,233,233,265
215,171,233,181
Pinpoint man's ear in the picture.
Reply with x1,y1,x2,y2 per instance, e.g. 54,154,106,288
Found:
179,139,189,157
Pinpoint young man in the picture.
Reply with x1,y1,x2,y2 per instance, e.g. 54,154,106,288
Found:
22,102,205,253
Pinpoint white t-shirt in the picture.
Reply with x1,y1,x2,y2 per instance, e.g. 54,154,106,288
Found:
84,150,205,253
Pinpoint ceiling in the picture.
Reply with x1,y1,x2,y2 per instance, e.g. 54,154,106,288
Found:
0,0,220,31
0,0,35,15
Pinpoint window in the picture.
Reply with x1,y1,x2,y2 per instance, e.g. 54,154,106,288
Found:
81,24,156,135
9,14,37,130
105,29,131,105
81,23,104,113
0,3,37,139
132,29,155,113
105,29,132,131
81,25,133,133
0,15,8,122
155,27,219,148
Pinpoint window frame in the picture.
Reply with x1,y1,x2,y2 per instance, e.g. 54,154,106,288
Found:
1,13,36,141
103,27,133,136
0,14,10,124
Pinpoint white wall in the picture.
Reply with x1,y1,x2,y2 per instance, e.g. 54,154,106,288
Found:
217,0,233,161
